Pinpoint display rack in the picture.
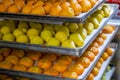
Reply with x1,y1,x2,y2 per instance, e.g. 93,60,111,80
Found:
106,66,116,80
0,4,118,56
94,48,116,80
0,26,118,80
0,0,105,24
0,0,119,79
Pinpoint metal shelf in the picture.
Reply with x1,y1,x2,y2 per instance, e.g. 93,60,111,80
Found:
0,26,118,80
94,48,116,80
0,0,105,24
106,66,116,80
0,4,118,56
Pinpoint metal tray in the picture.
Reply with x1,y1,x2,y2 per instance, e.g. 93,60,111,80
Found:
0,4,118,56
94,47,117,80
80,27,119,80
108,19,120,26
105,66,116,80
0,26,118,80
0,0,105,24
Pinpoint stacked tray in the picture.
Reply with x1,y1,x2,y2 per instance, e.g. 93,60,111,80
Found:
94,47,117,80
0,4,118,56
0,25,118,80
0,0,105,24
105,66,116,80
0,0,119,79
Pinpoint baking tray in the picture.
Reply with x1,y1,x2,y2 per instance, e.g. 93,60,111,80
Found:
0,4,118,56
105,66,116,80
108,19,120,26
94,46,117,80
0,26,118,80
0,0,105,24
80,27,119,80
